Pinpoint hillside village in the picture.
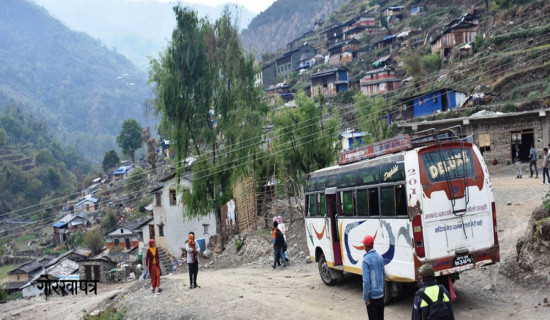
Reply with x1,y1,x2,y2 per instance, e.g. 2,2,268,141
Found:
257,0,550,164
1,0,550,318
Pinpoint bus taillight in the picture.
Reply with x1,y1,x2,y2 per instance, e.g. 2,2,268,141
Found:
412,215,425,258
492,202,499,246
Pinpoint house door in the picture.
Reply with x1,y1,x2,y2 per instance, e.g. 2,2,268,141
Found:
149,225,155,240
85,266,92,280
125,238,131,249
511,129,534,161
93,265,100,281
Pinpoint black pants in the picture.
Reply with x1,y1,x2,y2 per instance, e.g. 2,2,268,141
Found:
188,262,198,287
530,160,538,177
366,297,384,320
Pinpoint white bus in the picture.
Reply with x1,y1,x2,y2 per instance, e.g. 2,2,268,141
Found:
304,129,499,302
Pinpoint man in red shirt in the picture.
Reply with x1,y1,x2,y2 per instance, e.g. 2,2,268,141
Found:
146,239,162,293
272,221,287,269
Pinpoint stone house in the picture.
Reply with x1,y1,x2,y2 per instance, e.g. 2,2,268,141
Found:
52,214,92,245
310,67,349,98
275,44,317,79
148,173,217,258
398,109,550,164
104,225,141,251
328,38,361,65
343,13,379,40
431,13,481,57
258,62,276,89
360,66,401,96
73,196,98,213
78,256,117,283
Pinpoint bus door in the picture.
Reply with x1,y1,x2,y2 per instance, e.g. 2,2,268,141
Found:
325,187,343,266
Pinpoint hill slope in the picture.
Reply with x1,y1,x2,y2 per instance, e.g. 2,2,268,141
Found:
0,0,152,161
241,0,348,56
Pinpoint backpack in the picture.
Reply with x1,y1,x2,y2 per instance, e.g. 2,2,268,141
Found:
275,228,285,247
417,285,453,320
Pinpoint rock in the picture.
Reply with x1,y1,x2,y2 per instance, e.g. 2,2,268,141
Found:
239,295,243,298
11,312,20,317
544,297,548,304
507,202,512,206
299,251,304,256
482,284,495,292
329,307,333,310
90,309,102,316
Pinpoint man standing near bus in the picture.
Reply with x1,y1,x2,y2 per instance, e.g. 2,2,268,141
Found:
412,264,454,320
362,235,385,320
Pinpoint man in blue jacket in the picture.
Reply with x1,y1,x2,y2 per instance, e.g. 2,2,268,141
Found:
362,235,385,320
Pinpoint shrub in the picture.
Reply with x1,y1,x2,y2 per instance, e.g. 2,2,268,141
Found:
234,235,246,253
501,102,517,112
84,230,105,255
421,54,441,74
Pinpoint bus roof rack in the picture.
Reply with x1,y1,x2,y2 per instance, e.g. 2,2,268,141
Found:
410,125,463,147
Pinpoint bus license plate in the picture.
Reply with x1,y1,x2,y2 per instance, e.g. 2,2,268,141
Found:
453,255,473,267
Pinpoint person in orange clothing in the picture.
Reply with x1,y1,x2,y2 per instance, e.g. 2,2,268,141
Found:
146,239,162,293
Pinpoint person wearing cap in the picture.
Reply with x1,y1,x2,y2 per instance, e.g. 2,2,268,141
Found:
146,239,162,293
362,234,385,320
412,264,455,320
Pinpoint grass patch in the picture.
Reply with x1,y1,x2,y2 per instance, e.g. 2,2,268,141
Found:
84,307,125,320
0,264,17,283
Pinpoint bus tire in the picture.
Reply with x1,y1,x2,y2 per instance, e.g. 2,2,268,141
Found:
383,280,392,305
318,254,337,286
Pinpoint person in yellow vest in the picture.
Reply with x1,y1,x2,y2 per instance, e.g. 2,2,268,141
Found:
146,239,162,293
412,264,454,320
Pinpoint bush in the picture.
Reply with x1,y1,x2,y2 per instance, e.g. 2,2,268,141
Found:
84,230,105,255
421,54,441,74
234,235,246,252
501,102,517,113
473,35,485,52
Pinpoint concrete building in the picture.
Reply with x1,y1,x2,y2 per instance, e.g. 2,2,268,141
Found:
149,173,217,258
360,66,401,96
398,109,550,164
275,44,316,79
399,88,468,120
310,67,349,98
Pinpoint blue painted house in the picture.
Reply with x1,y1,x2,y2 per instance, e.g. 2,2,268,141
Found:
400,88,468,120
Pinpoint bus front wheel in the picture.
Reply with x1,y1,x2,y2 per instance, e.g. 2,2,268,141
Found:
318,254,337,286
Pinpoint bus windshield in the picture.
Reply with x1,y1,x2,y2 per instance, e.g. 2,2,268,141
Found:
420,147,476,183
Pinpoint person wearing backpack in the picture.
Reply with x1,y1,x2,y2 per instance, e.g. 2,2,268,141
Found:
272,221,287,269
412,264,455,320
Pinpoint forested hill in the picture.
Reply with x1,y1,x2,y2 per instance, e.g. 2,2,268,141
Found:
0,106,91,217
0,0,152,162
240,0,348,57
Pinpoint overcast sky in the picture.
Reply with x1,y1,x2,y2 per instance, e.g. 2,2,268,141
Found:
155,0,276,13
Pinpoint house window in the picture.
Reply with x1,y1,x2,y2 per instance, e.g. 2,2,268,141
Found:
155,193,161,206
477,133,491,152
158,224,164,237
17,275,20,280
86,204,90,211
169,189,177,206
203,224,210,234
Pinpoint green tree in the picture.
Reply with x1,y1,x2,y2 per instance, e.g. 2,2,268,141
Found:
150,7,265,249
271,92,340,193
126,167,147,193
102,150,120,173
378,13,391,34
403,50,425,78
116,119,143,163
421,54,441,74
101,209,118,233
354,93,393,143
83,230,105,255
0,127,7,145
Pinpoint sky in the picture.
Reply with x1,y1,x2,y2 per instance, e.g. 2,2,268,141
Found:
156,0,276,14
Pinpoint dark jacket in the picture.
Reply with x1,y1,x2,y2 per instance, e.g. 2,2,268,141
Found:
411,280,455,320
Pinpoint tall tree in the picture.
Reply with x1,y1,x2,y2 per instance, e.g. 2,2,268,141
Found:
142,127,158,171
149,6,265,250
102,149,120,174
116,119,143,163
354,93,393,143
271,92,340,198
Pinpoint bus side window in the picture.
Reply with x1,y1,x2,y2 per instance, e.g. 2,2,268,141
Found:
381,186,396,216
368,188,379,216
357,189,369,216
395,184,408,216
308,194,317,216
319,194,327,216
342,191,354,216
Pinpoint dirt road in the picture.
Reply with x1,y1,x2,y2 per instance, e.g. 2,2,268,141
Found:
1,169,549,319
118,169,550,319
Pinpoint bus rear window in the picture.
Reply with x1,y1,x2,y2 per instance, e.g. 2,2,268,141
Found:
420,147,476,183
